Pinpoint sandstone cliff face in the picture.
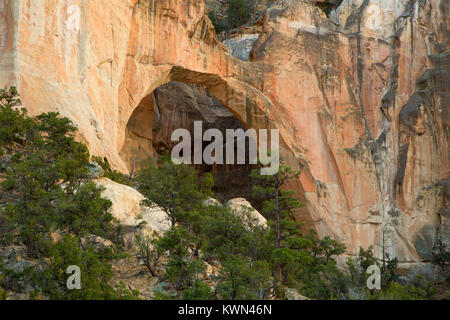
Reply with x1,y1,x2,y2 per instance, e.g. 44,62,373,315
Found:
0,0,448,267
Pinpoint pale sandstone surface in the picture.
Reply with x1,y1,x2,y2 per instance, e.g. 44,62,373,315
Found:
227,198,268,228
284,287,311,300
0,0,448,268
95,177,170,245
205,197,268,228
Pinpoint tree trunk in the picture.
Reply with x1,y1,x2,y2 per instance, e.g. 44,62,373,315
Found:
274,176,281,280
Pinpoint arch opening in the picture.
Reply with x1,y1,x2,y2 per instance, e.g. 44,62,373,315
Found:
120,81,260,204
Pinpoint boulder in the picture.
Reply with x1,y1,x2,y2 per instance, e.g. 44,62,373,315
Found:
204,197,222,207
284,287,310,301
82,235,114,250
95,178,170,247
227,198,267,228
0,245,36,294
154,281,177,298
86,162,105,179
223,34,260,61
2,0,448,265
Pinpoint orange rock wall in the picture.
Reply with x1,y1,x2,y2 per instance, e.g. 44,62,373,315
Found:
0,0,448,265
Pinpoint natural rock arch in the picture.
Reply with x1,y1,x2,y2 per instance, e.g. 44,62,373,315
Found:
111,0,330,237
119,65,300,175
3,0,447,265
119,65,310,215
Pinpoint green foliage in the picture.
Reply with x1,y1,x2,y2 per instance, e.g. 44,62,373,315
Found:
289,231,347,299
0,258,7,300
134,151,442,300
359,246,379,270
0,213,13,246
200,205,270,259
200,205,273,299
91,156,132,186
182,281,213,300
1,109,109,252
57,183,112,238
135,234,162,277
153,290,173,300
345,246,379,292
158,227,206,290
37,235,138,300
208,0,249,33
250,159,348,299
136,154,276,299
316,0,344,17
0,87,138,300
139,156,345,300
1,112,89,254
0,280,7,300
137,153,213,228
2,86,440,300
382,255,399,285
208,11,227,34
344,245,442,300
228,0,249,29
432,238,449,273
367,277,436,300
355,245,397,287
216,255,272,300
136,156,216,297
216,255,257,300
0,86,29,154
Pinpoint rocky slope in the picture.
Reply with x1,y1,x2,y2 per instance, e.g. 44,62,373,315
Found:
0,0,448,272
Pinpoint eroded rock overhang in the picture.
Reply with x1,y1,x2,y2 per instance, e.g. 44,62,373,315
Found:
0,0,448,266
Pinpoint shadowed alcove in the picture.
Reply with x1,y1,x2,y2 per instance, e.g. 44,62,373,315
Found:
120,81,259,204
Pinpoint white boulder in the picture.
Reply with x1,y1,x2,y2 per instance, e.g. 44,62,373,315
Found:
95,178,170,246
227,198,267,228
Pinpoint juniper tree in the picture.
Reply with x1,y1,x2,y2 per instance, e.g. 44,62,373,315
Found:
157,226,206,291
135,234,163,277
136,153,213,229
250,159,303,282
251,158,346,298
228,0,249,28
431,237,449,274
0,87,134,299
38,235,139,300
